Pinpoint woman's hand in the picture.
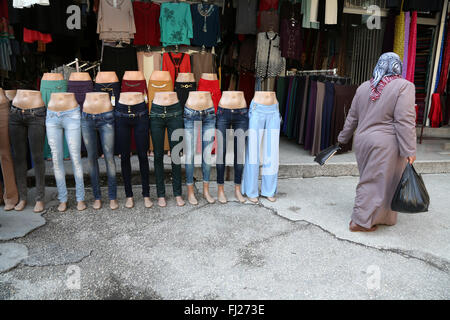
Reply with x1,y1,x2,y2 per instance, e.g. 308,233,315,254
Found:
407,155,416,164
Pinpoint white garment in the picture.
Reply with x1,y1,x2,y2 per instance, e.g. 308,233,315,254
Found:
309,0,319,23
325,0,338,25
13,0,50,8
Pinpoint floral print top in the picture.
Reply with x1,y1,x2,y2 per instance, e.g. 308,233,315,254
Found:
159,2,193,47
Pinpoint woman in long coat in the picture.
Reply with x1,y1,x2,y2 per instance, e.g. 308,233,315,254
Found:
338,52,417,232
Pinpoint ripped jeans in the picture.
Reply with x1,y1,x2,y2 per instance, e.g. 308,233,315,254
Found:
46,107,85,202
81,111,117,200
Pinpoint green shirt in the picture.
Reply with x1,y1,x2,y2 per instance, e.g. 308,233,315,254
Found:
160,2,193,47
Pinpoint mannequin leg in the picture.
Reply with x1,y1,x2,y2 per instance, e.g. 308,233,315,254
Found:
202,112,216,204
184,113,197,205
134,114,152,208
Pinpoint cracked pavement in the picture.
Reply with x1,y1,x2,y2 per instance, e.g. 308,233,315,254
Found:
0,175,449,299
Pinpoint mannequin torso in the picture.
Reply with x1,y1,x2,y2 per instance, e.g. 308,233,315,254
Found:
150,70,172,82
83,93,113,114
48,93,78,112
5,90,16,102
0,88,9,105
69,72,92,81
176,73,195,83
253,91,278,105
42,73,64,81
119,92,144,105
12,90,45,109
185,91,214,110
201,73,218,81
95,71,119,83
219,91,247,109
152,92,179,106
123,71,145,81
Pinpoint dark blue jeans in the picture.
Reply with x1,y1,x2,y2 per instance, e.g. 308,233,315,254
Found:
81,111,117,200
115,102,150,198
216,107,249,185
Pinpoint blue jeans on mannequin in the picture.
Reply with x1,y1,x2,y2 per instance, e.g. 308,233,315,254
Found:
242,101,280,200
46,107,86,210
183,106,216,204
81,111,117,209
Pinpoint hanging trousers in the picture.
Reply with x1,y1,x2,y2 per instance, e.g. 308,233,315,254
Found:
242,101,280,198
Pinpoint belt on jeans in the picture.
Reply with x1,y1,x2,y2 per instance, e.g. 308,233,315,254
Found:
10,105,46,114
189,109,214,116
115,110,148,118
150,109,183,118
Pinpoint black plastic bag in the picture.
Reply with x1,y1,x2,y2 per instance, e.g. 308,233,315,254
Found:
314,144,341,166
391,163,430,213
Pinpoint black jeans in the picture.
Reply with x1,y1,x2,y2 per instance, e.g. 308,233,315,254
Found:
115,102,150,198
150,102,184,198
216,107,249,185
9,105,46,202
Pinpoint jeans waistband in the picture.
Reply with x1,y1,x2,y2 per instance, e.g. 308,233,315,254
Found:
40,80,68,91
184,106,215,116
217,107,248,114
115,101,148,117
150,102,183,118
47,106,80,116
249,101,279,113
11,105,46,114
82,110,114,120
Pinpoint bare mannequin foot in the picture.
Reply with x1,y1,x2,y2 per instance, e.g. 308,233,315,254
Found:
144,197,153,208
58,202,67,212
175,196,185,207
4,202,16,211
125,197,134,209
248,197,259,204
167,150,171,157
14,200,27,211
93,200,102,210
203,183,215,204
217,185,227,204
235,186,246,203
157,197,166,208
187,185,198,205
110,200,119,210
77,201,87,211
34,201,45,213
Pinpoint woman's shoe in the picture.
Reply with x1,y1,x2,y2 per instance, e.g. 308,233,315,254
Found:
349,221,377,232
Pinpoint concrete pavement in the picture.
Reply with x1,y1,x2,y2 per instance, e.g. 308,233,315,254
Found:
1,174,449,299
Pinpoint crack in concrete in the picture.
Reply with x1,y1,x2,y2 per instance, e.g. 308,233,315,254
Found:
20,249,94,269
257,201,450,274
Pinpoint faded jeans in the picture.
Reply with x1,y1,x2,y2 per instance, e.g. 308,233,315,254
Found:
46,107,85,202
81,111,117,200
183,106,216,185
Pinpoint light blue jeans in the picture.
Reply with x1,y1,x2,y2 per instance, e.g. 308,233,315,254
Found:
183,106,216,185
46,107,85,202
242,101,280,198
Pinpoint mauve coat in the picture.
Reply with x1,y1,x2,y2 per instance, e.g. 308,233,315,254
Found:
338,78,416,228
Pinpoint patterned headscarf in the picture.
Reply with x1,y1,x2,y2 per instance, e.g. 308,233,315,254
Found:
370,52,403,101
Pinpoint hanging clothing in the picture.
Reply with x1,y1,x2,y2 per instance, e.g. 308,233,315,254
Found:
437,14,450,94
280,19,302,61
304,79,317,151
191,52,215,84
190,3,221,47
159,2,193,47
321,81,335,151
311,81,326,156
338,79,416,229
255,31,284,79
402,12,410,78
393,5,405,60
97,0,136,43
406,11,417,83
325,0,338,25
101,45,138,81
331,84,357,152
137,51,162,85
132,1,160,46
235,0,258,34
429,93,443,127
162,52,191,86
258,10,279,33
13,0,49,8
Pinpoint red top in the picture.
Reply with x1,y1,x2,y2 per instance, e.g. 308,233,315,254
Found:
133,1,161,46
198,78,221,112
162,52,191,86
259,0,278,11
121,79,148,96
